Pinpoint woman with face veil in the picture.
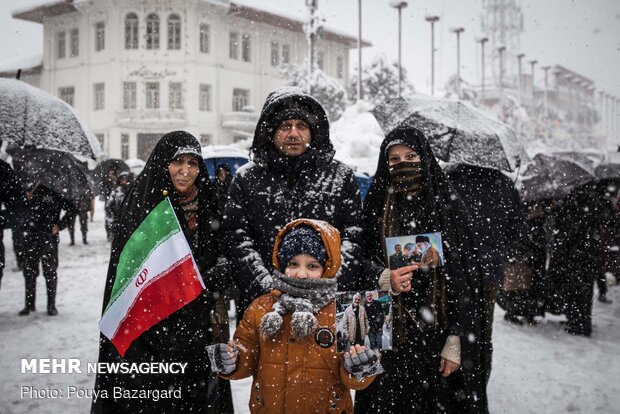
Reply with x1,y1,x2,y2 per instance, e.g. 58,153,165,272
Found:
91,131,233,414
354,127,487,414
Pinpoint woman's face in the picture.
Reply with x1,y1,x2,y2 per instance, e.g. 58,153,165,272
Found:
168,154,200,193
387,144,421,166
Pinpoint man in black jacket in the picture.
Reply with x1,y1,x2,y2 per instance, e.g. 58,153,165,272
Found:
18,182,76,316
223,87,366,319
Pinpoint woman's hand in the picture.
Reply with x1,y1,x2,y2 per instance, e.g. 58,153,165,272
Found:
439,357,460,377
390,264,418,293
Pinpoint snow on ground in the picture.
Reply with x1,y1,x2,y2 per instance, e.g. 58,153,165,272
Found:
0,200,619,413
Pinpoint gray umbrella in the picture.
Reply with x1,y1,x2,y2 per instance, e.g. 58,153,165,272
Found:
0,78,103,160
519,153,596,202
371,95,529,171
595,163,620,180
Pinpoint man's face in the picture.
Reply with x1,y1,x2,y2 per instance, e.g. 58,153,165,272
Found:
403,247,411,257
353,296,361,306
395,245,402,254
365,293,373,302
273,119,311,158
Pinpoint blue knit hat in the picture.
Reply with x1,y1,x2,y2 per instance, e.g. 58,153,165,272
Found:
277,225,327,272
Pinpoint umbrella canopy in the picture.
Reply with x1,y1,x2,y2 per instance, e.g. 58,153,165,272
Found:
595,163,620,180
9,147,93,210
94,159,131,197
519,153,596,202
0,78,103,160
371,95,529,171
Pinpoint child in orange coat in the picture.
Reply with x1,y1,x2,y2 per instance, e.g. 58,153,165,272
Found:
208,219,382,413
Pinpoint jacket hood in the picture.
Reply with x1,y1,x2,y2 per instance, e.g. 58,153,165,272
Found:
251,87,334,166
271,218,341,279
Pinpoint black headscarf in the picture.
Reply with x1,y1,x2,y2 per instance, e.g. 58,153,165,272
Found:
92,131,231,414
361,127,486,413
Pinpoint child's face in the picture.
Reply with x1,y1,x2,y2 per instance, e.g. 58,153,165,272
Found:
284,254,324,279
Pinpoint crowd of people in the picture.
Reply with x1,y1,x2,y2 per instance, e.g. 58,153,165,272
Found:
2,86,618,413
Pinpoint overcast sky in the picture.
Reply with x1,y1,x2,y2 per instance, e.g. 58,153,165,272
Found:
1,0,619,98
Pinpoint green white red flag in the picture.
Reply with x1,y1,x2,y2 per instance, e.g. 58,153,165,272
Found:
99,198,204,357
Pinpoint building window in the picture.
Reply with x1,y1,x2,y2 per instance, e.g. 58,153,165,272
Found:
317,51,324,70
270,41,279,67
229,32,239,60
146,14,160,49
167,14,181,50
336,56,344,79
241,34,251,62
145,82,160,109
199,84,212,111
70,29,79,57
95,133,104,149
57,31,66,59
95,22,105,52
121,134,130,160
282,44,290,65
199,24,210,54
125,13,139,49
59,86,74,106
93,83,105,110
232,88,249,112
123,82,137,109
169,82,183,110
200,134,212,146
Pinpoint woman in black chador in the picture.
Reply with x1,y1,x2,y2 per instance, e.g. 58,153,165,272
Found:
355,127,487,414
91,131,233,414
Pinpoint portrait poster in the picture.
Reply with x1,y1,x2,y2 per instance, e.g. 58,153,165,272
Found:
335,290,393,353
384,231,445,270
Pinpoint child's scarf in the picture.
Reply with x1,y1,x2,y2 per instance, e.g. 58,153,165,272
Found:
260,271,337,340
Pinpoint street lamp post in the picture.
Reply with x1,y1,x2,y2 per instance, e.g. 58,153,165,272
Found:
477,37,488,105
357,0,363,100
451,27,465,99
425,15,440,96
516,53,525,105
306,0,319,94
497,46,506,100
389,1,408,97
529,59,538,103
541,65,550,119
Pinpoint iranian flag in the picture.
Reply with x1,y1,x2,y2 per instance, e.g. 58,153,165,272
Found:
99,198,205,357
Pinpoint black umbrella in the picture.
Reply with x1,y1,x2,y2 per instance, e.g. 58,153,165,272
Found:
371,95,529,171
519,153,596,202
9,146,93,210
0,78,103,160
94,159,131,197
595,163,620,180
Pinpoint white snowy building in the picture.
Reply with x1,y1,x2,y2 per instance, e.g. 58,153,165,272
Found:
9,0,367,160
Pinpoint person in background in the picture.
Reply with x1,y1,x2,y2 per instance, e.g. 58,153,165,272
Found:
364,291,385,351
18,182,76,316
214,163,232,214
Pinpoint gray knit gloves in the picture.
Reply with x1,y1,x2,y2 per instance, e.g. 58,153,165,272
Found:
206,343,238,375
343,348,384,380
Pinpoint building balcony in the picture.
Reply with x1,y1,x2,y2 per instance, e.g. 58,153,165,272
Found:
220,111,259,133
116,109,187,128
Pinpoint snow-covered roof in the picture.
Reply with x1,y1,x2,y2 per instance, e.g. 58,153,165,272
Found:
12,1,80,23
230,1,371,48
13,0,371,48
